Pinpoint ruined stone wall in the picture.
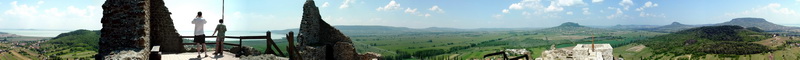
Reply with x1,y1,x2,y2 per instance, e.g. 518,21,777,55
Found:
296,0,378,60
148,0,185,53
97,0,151,59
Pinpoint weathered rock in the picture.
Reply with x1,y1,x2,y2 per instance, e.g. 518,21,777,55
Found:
295,0,380,60
97,0,151,59
241,54,289,60
333,42,357,60
298,0,352,46
359,52,382,60
298,45,326,60
148,0,184,53
230,46,262,56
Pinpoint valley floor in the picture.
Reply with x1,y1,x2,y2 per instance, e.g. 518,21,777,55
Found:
613,36,800,60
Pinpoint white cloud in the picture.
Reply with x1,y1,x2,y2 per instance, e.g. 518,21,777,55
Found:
544,5,563,12
5,1,38,16
582,8,591,15
502,0,588,18
606,8,628,19
643,1,655,7
428,5,445,13
765,3,796,15
639,12,665,17
507,0,544,10
423,13,431,17
522,11,532,16
724,3,798,16
68,6,88,17
600,10,605,13
502,9,510,13
635,1,658,11
321,2,329,8
376,0,402,11
43,8,64,17
404,8,417,14
37,1,44,5
566,11,573,15
339,0,355,9
553,0,586,6
543,0,585,12
615,8,623,14
2,1,102,29
592,0,603,3
509,3,524,10
716,3,800,24
492,14,504,19
619,0,633,10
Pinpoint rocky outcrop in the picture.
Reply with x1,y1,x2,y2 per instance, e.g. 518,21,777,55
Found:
97,0,151,59
359,52,382,60
241,54,289,60
296,0,380,60
98,0,185,59
230,46,262,56
148,0,184,53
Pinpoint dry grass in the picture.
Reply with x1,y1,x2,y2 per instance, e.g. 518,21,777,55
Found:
625,45,646,52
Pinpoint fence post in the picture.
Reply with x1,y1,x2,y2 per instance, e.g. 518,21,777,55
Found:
287,31,295,59
268,33,285,56
266,31,275,54
238,38,242,57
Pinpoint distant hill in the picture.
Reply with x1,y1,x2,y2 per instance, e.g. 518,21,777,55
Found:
715,17,799,32
557,22,584,27
335,25,415,31
641,22,698,32
538,22,614,34
422,27,464,31
608,24,660,30
270,25,417,35
41,29,100,59
638,25,771,55
270,25,540,35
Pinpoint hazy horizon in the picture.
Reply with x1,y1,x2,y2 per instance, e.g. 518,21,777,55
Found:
1,0,799,31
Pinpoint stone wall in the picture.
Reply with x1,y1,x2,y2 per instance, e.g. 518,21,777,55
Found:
296,0,379,60
97,0,151,59
148,0,185,53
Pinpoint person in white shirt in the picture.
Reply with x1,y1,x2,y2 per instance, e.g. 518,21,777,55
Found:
191,11,208,57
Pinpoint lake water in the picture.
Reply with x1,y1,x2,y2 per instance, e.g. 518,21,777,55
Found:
0,30,286,41
0,29,72,37
783,24,800,27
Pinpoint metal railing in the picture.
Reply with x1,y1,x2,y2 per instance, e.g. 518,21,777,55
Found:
179,31,296,57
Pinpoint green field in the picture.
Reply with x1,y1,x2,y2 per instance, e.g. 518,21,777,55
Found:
338,26,666,59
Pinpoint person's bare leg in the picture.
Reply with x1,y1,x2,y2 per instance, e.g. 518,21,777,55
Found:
215,38,220,55
217,38,223,55
197,43,201,58
203,43,208,57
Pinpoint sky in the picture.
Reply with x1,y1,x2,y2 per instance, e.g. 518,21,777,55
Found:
0,0,799,32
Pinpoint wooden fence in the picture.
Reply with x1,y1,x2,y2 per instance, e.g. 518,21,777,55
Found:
179,31,296,58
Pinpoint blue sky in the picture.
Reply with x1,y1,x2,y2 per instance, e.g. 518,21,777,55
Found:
0,0,799,31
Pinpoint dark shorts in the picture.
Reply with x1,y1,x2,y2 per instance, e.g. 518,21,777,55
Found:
194,34,205,43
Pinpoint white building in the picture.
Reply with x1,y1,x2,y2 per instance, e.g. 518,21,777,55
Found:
537,44,613,60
